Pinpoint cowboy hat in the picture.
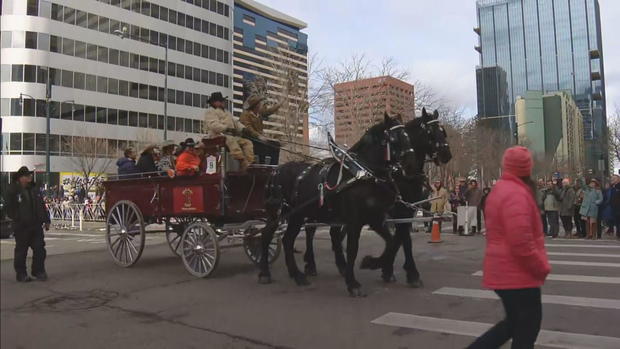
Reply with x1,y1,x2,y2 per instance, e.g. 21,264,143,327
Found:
246,95,266,109
160,140,176,148
184,138,197,148
13,166,34,180
207,92,228,104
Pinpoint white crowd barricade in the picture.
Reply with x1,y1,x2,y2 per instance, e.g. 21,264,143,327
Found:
46,203,106,230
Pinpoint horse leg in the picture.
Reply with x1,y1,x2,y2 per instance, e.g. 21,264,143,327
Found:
344,223,365,297
368,221,398,283
282,218,309,286
258,213,279,284
399,224,423,288
330,226,347,276
303,226,318,276
360,228,389,271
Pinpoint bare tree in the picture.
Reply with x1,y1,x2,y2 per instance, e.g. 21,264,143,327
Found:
67,137,114,193
609,105,620,171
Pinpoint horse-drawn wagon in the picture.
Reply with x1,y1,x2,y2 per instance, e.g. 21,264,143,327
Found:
102,137,281,278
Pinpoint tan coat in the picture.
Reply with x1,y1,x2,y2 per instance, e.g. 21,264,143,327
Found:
239,102,281,138
204,107,242,138
431,186,449,214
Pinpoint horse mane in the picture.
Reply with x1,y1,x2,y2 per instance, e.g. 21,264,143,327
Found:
348,122,386,152
407,118,424,128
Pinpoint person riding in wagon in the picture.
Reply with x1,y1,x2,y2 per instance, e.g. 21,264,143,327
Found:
176,138,201,176
204,92,254,172
239,95,283,164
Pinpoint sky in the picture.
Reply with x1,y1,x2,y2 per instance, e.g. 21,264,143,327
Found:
258,0,620,118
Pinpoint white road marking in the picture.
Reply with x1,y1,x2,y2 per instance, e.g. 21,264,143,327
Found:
433,287,620,310
46,232,103,237
472,271,620,284
371,313,620,349
547,252,620,258
545,244,620,249
550,260,620,268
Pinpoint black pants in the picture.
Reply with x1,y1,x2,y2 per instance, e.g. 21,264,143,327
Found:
540,213,547,235
545,211,559,237
13,226,47,276
574,206,585,237
560,215,574,236
468,288,542,349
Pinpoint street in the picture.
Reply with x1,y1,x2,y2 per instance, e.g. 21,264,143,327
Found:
1,227,619,349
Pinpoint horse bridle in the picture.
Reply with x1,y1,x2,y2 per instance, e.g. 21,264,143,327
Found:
422,119,449,163
384,124,415,164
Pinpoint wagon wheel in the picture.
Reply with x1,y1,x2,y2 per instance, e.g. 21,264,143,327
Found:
243,229,282,266
106,200,145,267
166,217,204,257
181,222,220,278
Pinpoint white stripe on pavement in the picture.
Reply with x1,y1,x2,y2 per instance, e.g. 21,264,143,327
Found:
548,252,620,258
46,232,102,237
433,287,620,310
545,244,620,249
371,313,620,349
550,260,620,268
472,271,620,284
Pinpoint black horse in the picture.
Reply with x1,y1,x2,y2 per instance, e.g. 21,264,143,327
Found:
257,114,418,296
303,108,452,287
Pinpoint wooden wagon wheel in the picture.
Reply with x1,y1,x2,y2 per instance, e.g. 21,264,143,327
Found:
243,229,282,266
106,200,145,267
180,222,220,278
165,217,204,257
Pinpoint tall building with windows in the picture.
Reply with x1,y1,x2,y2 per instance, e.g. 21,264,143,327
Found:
232,0,309,144
475,0,608,176
1,0,234,189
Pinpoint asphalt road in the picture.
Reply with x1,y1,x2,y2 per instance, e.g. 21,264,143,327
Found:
1,227,619,349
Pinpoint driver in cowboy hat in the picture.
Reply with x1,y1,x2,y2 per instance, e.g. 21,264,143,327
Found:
239,95,283,164
204,92,254,172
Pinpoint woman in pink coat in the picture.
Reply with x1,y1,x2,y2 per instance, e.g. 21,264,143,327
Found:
468,146,551,349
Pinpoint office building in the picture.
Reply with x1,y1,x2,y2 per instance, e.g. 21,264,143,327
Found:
1,0,234,188
475,0,608,175
232,0,309,145
516,90,585,174
334,76,414,145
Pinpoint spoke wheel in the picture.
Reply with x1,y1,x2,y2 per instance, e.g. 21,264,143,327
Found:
106,200,145,267
181,222,220,278
243,231,281,266
166,217,202,257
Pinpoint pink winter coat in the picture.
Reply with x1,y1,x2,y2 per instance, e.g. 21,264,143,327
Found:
482,173,551,290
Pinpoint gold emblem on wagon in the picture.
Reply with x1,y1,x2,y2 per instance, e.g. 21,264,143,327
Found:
182,187,194,208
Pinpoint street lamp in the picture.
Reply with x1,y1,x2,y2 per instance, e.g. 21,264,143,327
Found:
114,26,168,140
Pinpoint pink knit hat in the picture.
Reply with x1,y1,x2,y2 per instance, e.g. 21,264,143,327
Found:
502,146,533,177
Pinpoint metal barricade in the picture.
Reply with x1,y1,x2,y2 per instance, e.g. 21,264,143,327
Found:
46,203,106,231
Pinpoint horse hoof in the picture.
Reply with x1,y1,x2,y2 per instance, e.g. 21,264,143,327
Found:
294,274,311,286
258,275,272,285
304,265,318,277
360,256,381,270
337,265,346,277
382,274,397,283
348,287,367,298
407,278,424,288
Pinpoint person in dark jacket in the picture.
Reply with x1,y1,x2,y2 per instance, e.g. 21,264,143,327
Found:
4,167,51,282
559,178,576,238
117,148,139,178
610,175,620,240
136,145,159,175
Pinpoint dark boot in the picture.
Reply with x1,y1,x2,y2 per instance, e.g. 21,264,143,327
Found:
33,272,48,281
16,274,32,282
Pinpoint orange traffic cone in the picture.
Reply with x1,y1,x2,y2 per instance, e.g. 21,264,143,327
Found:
428,217,443,243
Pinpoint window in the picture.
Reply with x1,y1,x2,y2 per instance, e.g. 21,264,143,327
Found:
167,116,175,131
129,111,138,126
210,23,216,35
23,133,35,153
167,88,176,103
185,40,193,55
148,114,157,129
150,30,158,47
193,93,200,107
157,87,165,102
109,49,119,65
193,42,201,56
61,70,73,88
201,70,208,83
217,73,223,86
0,32,11,49
130,82,139,98
119,80,129,96
75,41,86,58
209,71,215,84
97,76,108,93
23,99,35,116
24,65,36,82
119,51,129,67
139,84,148,99
36,99,46,117
62,38,74,56
61,102,73,120
11,65,23,82
140,27,149,43
85,106,96,122
176,90,183,104
122,0,131,10
158,59,165,74
193,119,201,133
51,4,63,21
131,0,141,12
184,66,192,80
109,19,120,34
97,46,108,63
168,36,176,50
98,16,110,33
193,67,200,82
25,32,37,49
217,25,223,38
73,72,84,89
130,53,139,69
50,101,59,118
139,55,148,71
177,38,185,52
151,4,159,18
169,9,177,24
118,110,128,125
176,117,183,131
87,13,99,30
96,107,107,123
177,13,185,28
10,98,22,116
85,74,97,91
61,135,72,155
87,44,97,60
149,85,157,100
216,49,223,62
139,113,147,127
149,57,157,73
176,64,183,78
140,1,150,16
49,68,60,85
76,10,87,28
50,35,60,53
73,104,84,121
158,115,165,130
27,0,39,16
184,93,192,106
185,119,192,132
49,135,60,155
202,44,209,59
36,134,47,153
108,78,119,94
107,109,118,125
63,7,75,25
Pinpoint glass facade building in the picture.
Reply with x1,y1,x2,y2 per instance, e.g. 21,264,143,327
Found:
475,0,608,175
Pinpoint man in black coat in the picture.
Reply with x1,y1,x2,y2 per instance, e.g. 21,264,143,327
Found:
4,166,50,282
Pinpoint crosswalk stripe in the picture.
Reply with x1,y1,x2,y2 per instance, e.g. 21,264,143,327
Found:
545,244,620,249
472,271,620,284
548,252,620,258
550,260,620,268
371,313,620,349
433,287,620,310
46,232,103,237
